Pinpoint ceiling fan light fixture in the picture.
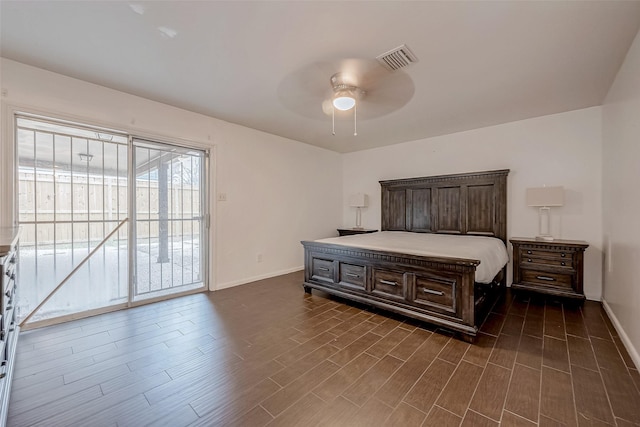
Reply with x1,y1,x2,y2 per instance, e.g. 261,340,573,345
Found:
333,93,356,111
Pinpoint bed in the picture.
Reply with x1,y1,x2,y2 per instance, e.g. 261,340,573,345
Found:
301,169,509,341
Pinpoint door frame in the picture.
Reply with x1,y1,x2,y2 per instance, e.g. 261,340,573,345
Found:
5,104,212,328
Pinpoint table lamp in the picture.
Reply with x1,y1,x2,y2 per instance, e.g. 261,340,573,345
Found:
526,186,564,241
348,193,368,230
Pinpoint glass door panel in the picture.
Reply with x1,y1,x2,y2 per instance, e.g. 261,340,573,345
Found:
133,140,205,300
16,116,129,323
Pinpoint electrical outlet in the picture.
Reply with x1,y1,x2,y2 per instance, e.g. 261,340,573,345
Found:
217,193,227,201
257,253,263,263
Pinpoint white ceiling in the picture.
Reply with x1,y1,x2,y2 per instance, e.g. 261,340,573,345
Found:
2,1,640,153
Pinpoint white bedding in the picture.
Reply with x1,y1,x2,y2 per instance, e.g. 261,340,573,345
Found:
316,231,509,284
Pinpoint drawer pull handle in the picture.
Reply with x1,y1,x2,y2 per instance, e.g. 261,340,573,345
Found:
9,256,16,264
561,253,566,257
561,262,566,266
536,276,555,282
527,250,532,254
346,273,359,278
527,258,532,262
423,289,444,296
4,290,10,298
380,280,398,286
318,267,330,272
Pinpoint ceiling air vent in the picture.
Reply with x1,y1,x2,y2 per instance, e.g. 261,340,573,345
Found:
376,44,418,71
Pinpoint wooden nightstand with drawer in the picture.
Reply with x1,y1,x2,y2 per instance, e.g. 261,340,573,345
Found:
510,238,589,300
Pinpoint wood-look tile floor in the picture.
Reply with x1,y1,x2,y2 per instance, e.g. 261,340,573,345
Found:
8,271,640,426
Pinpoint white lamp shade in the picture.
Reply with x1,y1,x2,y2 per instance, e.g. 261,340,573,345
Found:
349,193,368,208
333,95,356,111
526,186,564,207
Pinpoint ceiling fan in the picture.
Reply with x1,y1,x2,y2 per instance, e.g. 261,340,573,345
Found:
277,45,418,136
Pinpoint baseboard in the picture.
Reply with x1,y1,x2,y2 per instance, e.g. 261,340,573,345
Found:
584,292,602,302
602,299,640,370
215,266,304,291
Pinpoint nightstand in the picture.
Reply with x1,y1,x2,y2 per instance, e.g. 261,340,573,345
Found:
337,228,378,237
510,238,589,300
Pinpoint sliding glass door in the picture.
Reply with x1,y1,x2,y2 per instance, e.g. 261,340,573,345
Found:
15,114,208,326
132,139,206,300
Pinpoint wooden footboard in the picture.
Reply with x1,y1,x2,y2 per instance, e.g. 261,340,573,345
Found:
302,241,499,340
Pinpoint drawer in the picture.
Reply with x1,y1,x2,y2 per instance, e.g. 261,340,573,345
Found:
339,263,366,291
4,263,16,282
520,248,573,261
311,258,335,283
2,306,14,334
520,255,573,269
372,269,405,300
412,274,457,315
2,278,16,298
2,289,14,320
3,283,14,304
0,251,16,268
521,269,573,289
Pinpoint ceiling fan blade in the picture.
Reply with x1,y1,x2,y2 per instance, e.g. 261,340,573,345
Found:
355,64,394,90
277,58,415,120
277,61,338,119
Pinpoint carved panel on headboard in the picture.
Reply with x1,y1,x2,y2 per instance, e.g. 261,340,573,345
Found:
467,184,496,235
380,169,509,243
410,188,432,232
386,189,407,230
436,186,462,233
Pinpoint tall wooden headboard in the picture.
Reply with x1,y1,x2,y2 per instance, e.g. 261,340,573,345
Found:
380,169,509,244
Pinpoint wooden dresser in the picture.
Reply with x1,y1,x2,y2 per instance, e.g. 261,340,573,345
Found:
510,238,588,300
0,227,20,427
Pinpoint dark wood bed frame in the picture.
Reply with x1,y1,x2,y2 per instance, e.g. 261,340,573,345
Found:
301,169,509,341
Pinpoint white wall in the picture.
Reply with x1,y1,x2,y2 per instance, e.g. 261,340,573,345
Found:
342,107,603,300
602,28,640,368
0,58,342,289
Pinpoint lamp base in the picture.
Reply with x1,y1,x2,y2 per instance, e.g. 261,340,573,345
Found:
354,207,363,230
536,207,555,242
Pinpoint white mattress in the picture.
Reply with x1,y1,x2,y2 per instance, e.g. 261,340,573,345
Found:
316,231,509,284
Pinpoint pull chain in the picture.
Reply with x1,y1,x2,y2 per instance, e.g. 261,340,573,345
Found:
354,102,358,136
331,101,359,136
332,106,335,136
